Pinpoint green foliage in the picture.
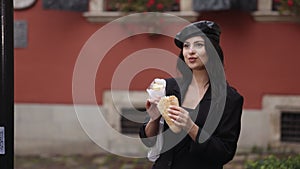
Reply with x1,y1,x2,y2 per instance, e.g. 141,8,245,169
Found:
245,154,300,169
106,0,179,12
274,0,300,15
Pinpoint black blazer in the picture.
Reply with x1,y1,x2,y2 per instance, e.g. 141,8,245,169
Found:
140,78,244,169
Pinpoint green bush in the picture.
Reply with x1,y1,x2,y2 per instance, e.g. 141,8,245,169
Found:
245,154,300,169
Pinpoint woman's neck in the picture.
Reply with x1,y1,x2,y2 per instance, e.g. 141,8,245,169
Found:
191,69,209,88
181,69,210,109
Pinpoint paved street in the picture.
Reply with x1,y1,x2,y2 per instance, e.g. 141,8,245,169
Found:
14,151,297,169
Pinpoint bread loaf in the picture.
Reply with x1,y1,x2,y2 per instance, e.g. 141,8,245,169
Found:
157,95,181,133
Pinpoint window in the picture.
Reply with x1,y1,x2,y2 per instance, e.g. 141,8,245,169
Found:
281,111,300,143
120,107,147,134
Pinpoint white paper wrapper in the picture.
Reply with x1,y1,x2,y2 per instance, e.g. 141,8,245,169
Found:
147,117,164,162
146,78,166,100
145,78,166,162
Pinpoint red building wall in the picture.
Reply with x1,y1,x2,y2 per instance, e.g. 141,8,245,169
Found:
14,1,300,109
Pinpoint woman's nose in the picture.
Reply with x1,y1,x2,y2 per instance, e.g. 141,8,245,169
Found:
189,46,196,53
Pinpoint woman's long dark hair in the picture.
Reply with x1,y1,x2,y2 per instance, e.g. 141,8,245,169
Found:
175,35,225,100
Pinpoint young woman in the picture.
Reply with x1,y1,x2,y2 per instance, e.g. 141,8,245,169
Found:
140,20,244,169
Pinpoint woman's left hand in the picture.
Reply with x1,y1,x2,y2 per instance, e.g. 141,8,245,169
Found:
167,106,195,132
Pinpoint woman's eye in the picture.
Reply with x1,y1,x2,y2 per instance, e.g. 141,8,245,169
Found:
183,43,190,48
194,43,204,48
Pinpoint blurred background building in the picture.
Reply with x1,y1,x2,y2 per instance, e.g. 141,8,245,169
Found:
14,0,300,156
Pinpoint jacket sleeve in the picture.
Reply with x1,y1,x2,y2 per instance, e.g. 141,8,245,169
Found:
189,93,244,165
139,119,158,147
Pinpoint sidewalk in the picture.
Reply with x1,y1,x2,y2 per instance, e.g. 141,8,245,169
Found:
14,151,296,169
15,154,153,169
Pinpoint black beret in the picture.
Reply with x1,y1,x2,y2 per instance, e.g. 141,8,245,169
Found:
174,20,221,48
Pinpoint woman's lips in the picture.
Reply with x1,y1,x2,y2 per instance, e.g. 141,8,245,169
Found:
188,57,197,63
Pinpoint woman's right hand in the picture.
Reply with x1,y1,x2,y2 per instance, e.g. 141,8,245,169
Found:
146,98,161,121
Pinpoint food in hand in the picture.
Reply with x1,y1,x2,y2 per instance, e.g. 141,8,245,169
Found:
157,95,181,133
147,78,166,100
150,80,165,91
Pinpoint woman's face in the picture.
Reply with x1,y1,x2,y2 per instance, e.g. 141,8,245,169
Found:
182,36,208,70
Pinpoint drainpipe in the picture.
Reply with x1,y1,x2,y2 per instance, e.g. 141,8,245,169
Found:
0,0,14,168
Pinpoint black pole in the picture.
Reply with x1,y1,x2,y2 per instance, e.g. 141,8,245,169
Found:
0,0,14,168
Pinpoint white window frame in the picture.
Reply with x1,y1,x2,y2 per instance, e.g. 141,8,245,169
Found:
83,0,198,23
263,95,300,151
84,0,300,23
